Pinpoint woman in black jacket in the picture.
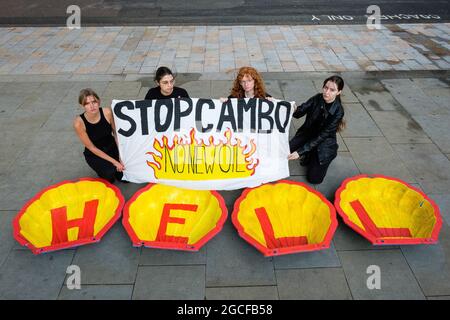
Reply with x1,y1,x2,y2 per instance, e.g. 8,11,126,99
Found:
288,75,345,184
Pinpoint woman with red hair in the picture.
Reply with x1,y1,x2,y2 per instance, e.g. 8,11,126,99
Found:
228,66,271,99
221,66,272,101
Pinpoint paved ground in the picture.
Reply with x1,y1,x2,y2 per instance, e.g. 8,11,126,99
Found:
1,24,449,74
1,69,450,300
0,14,449,300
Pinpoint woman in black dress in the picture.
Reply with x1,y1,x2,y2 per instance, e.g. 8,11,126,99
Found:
74,88,125,183
288,75,346,184
145,66,190,100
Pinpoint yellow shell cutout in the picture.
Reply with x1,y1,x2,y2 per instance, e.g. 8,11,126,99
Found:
123,183,227,251
335,175,441,244
13,178,124,254
232,180,337,256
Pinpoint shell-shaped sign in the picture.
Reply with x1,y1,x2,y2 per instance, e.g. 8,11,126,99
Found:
335,174,442,245
13,178,124,254
232,180,337,256
122,183,227,251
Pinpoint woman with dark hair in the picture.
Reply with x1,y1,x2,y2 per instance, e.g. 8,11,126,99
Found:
74,88,125,183
288,75,346,184
145,66,190,100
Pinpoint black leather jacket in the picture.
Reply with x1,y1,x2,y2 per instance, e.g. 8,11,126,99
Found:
292,93,344,165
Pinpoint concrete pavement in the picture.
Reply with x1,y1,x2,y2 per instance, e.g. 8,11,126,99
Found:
1,69,450,300
0,24,449,75
0,20,450,300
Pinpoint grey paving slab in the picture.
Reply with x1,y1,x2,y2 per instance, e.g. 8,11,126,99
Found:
41,102,82,132
219,189,245,208
0,94,31,118
58,285,133,300
339,250,425,300
288,157,307,176
0,211,15,268
357,91,404,112
340,103,383,138
279,79,317,107
0,122,38,174
0,82,41,104
182,80,211,99
140,246,206,266
60,81,110,105
332,219,400,251
116,182,147,203
348,79,403,111
273,242,340,269
276,268,353,300
392,143,450,183
71,224,140,285
315,152,360,202
133,265,205,300
206,286,279,300
411,78,450,111
211,80,232,98
382,79,447,115
419,87,450,113
344,137,415,183
285,171,309,184
337,133,348,152
137,86,150,100
368,110,432,144
206,221,276,287
431,194,450,227
0,163,56,211
264,80,283,100
0,249,74,299
14,131,75,166
102,81,142,100
420,179,450,195
401,225,450,296
412,114,450,153
411,78,449,91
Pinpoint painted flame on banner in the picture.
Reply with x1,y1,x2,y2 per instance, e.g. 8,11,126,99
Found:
146,128,259,180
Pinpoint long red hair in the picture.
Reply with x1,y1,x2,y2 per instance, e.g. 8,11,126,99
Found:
230,66,267,98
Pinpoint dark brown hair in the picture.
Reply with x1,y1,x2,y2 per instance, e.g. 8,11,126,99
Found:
78,88,100,106
323,75,346,132
154,66,175,83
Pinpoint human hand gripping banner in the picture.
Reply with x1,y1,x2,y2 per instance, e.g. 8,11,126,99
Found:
112,98,295,190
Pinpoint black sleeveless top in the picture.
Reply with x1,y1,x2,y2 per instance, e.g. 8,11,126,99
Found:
80,108,115,156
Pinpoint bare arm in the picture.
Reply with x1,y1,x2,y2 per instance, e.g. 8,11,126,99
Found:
73,116,124,171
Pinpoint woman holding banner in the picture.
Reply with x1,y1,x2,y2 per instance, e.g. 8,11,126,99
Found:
288,75,346,184
74,88,125,183
221,66,271,101
145,66,190,100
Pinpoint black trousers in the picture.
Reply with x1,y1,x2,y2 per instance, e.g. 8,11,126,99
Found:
289,134,331,184
84,144,123,183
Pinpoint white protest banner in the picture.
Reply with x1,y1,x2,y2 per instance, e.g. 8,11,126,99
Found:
112,98,294,190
